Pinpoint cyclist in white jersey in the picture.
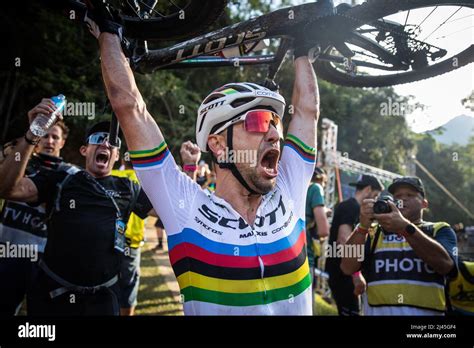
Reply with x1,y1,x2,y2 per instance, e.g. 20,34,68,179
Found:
87,9,321,315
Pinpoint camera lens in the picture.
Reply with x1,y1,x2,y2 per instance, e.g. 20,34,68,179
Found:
373,196,393,214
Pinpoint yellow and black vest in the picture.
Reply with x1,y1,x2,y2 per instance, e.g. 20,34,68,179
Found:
448,260,474,315
364,222,451,312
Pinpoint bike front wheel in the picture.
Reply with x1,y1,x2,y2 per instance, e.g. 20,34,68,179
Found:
121,0,228,40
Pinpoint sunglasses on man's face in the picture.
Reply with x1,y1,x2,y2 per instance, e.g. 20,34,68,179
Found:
213,109,283,139
87,132,121,148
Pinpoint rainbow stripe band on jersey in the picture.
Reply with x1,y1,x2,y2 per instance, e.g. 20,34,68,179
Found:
168,218,311,307
284,134,316,163
129,142,170,168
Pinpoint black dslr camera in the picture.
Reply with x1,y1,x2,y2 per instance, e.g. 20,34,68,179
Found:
373,196,394,214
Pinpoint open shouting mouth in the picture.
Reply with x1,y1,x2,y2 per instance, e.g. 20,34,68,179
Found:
95,149,111,169
259,147,280,178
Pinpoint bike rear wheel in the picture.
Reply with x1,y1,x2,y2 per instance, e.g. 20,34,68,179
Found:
314,0,474,87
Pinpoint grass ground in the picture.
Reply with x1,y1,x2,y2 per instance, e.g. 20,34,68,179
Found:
314,293,338,316
135,243,182,316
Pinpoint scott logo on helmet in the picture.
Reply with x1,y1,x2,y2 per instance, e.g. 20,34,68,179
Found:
200,100,225,115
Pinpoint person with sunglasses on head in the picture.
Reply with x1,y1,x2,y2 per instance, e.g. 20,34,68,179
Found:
0,104,155,316
0,112,72,316
86,3,322,315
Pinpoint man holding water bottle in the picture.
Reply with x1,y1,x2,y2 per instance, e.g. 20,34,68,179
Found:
0,99,155,316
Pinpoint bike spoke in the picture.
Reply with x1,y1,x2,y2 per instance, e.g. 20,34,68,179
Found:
434,25,474,40
414,6,438,34
137,0,166,17
403,10,410,29
124,0,190,19
421,6,463,41
445,13,474,24
168,0,185,11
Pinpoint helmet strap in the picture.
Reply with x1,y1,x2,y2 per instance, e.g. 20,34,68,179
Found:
215,125,259,195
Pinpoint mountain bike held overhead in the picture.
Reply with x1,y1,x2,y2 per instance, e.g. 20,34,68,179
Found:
68,0,474,87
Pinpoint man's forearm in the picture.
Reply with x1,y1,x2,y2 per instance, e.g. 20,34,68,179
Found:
0,134,34,197
292,57,320,119
287,57,319,148
314,207,329,238
340,229,367,275
99,34,143,114
98,33,164,150
406,229,454,275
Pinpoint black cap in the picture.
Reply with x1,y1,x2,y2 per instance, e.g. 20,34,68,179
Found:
388,176,425,197
349,174,384,191
85,121,111,142
314,167,326,177
84,121,122,143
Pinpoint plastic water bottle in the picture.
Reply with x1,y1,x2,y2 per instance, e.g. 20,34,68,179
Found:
29,94,66,137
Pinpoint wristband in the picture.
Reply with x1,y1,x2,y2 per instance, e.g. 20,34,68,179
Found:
352,271,361,277
24,133,40,146
183,164,197,172
355,223,369,235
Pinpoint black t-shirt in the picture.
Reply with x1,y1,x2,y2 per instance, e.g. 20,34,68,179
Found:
326,197,360,274
30,170,152,286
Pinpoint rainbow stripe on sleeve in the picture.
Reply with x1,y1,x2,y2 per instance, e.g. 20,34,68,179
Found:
284,134,316,163
129,142,170,168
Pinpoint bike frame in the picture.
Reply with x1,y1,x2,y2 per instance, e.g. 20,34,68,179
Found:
131,2,336,74
128,0,416,77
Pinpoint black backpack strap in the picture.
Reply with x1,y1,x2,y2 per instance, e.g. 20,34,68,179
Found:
44,167,81,224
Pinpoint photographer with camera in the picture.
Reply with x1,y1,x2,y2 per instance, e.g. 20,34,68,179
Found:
341,176,457,315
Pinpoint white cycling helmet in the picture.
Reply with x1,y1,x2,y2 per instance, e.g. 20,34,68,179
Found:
196,82,286,152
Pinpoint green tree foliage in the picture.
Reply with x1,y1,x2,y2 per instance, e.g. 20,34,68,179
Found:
414,134,474,225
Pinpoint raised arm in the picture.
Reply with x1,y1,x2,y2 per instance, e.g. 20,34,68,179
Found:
0,100,56,203
286,56,319,148
0,139,38,203
98,33,163,151
179,141,201,181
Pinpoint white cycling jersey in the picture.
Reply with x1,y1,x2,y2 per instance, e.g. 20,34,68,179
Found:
130,134,316,315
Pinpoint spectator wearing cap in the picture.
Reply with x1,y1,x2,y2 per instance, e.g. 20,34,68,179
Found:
341,176,457,315
325,174,384,315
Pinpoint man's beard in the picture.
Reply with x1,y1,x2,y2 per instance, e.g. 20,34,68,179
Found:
239,163,276,195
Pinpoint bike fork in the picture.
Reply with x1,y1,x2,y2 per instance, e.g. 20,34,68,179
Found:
263,38,293,91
